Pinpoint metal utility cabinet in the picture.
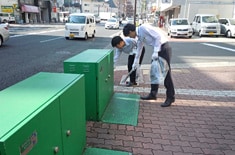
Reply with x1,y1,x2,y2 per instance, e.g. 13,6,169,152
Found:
0,72,86,155
64,49,114,121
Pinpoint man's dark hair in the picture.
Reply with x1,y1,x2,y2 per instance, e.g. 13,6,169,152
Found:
123,24,136,36
111,36,123,47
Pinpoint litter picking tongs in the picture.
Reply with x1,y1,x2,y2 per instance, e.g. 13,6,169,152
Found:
121,68,136,84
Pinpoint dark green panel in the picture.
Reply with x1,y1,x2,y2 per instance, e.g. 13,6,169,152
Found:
96,56,110,120
64,49,114,121
0,72,82,139
1,99,63,155
64,62,97,120
64,49,111,63
60,75,86,155
0,72,86,155
101,93,140,126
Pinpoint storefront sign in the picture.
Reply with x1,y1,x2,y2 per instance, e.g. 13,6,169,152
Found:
1,6,13,13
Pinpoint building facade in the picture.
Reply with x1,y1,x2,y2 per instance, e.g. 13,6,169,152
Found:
155,0,235,24
0,0,57,23
1,0,234,24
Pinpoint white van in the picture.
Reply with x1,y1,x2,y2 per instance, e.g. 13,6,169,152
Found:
191,14,220,37
65,13,96,40
0,12,15,23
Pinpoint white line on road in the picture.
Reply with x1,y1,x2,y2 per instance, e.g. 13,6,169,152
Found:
40,37,64,43
109,30,122,38
10,29,63,38
28,29,63,35
202,43,235,53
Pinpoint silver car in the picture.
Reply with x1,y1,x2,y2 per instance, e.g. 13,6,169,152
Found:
0,22,9,47
219,18,235,38
105,18,119,29
167,18,193,38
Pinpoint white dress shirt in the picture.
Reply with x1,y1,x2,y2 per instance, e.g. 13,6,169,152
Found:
113,37,137,66
134,24,168,64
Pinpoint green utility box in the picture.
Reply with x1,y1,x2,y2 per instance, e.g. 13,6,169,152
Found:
64,49,114,121
0,72,86,155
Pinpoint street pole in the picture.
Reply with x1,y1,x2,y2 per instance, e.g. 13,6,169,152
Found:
184,0,188,18
233,0,235,18
134,0,137,26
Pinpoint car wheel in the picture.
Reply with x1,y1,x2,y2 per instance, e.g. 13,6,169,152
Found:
192,29,195,35
92,31,95,38
65,37,69,40
84,33,88,40
0,37,2,47
189,36,192,38
226,30,231,38
199,31,202,37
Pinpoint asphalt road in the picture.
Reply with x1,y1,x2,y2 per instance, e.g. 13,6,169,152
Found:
0,23,234,91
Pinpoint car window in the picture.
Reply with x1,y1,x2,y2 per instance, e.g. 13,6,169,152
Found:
172,19,188,25
196,16,200,23
229,19,235,25
68,16,86,23
202,16,218,23
108,19,117,22
219,19,226,24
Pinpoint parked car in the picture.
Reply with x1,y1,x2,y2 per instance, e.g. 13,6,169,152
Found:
94,15,101,23
122,17,134,26
65,13,96,40
0,22,10,47
191,14,220,37
0,12,15,23
105,18,119,29
167,18,193,38
127,17,134,24
219,18,235,38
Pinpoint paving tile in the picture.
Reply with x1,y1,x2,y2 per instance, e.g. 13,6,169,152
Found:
86,61,235,155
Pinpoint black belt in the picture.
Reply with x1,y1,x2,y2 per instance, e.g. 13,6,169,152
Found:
161,42,168,47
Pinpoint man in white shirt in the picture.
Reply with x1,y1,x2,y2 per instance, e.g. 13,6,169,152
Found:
123,23,175,107
111,36,145,87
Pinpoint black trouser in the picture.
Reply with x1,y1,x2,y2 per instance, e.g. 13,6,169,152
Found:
151,42,175,99
128,46,145,83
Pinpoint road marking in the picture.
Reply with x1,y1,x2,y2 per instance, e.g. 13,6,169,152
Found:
40,37,64,43
109,30,122,38
202,43,235,53
28,29,63,35
10,34,24,38
10,29,63,38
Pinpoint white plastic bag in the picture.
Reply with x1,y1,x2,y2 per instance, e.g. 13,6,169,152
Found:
150,57,169,84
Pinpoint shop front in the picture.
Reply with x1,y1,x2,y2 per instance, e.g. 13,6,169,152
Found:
21,4,39,23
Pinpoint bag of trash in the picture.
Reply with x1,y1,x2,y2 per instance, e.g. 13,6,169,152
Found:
150,57,169,84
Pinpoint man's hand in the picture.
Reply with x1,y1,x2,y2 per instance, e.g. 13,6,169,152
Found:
152,52,159,60
132,62,139,70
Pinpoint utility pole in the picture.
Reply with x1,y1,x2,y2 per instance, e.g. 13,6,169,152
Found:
134,0,137,26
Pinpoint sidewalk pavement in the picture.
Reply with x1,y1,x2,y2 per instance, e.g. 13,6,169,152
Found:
86,27,235,154
86,63,235,155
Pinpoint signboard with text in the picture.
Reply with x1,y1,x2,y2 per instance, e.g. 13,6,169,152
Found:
1,6,13,13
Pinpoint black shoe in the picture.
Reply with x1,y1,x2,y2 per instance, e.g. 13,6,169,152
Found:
141,93,156,100
126,82,137,87
161,98,175,107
